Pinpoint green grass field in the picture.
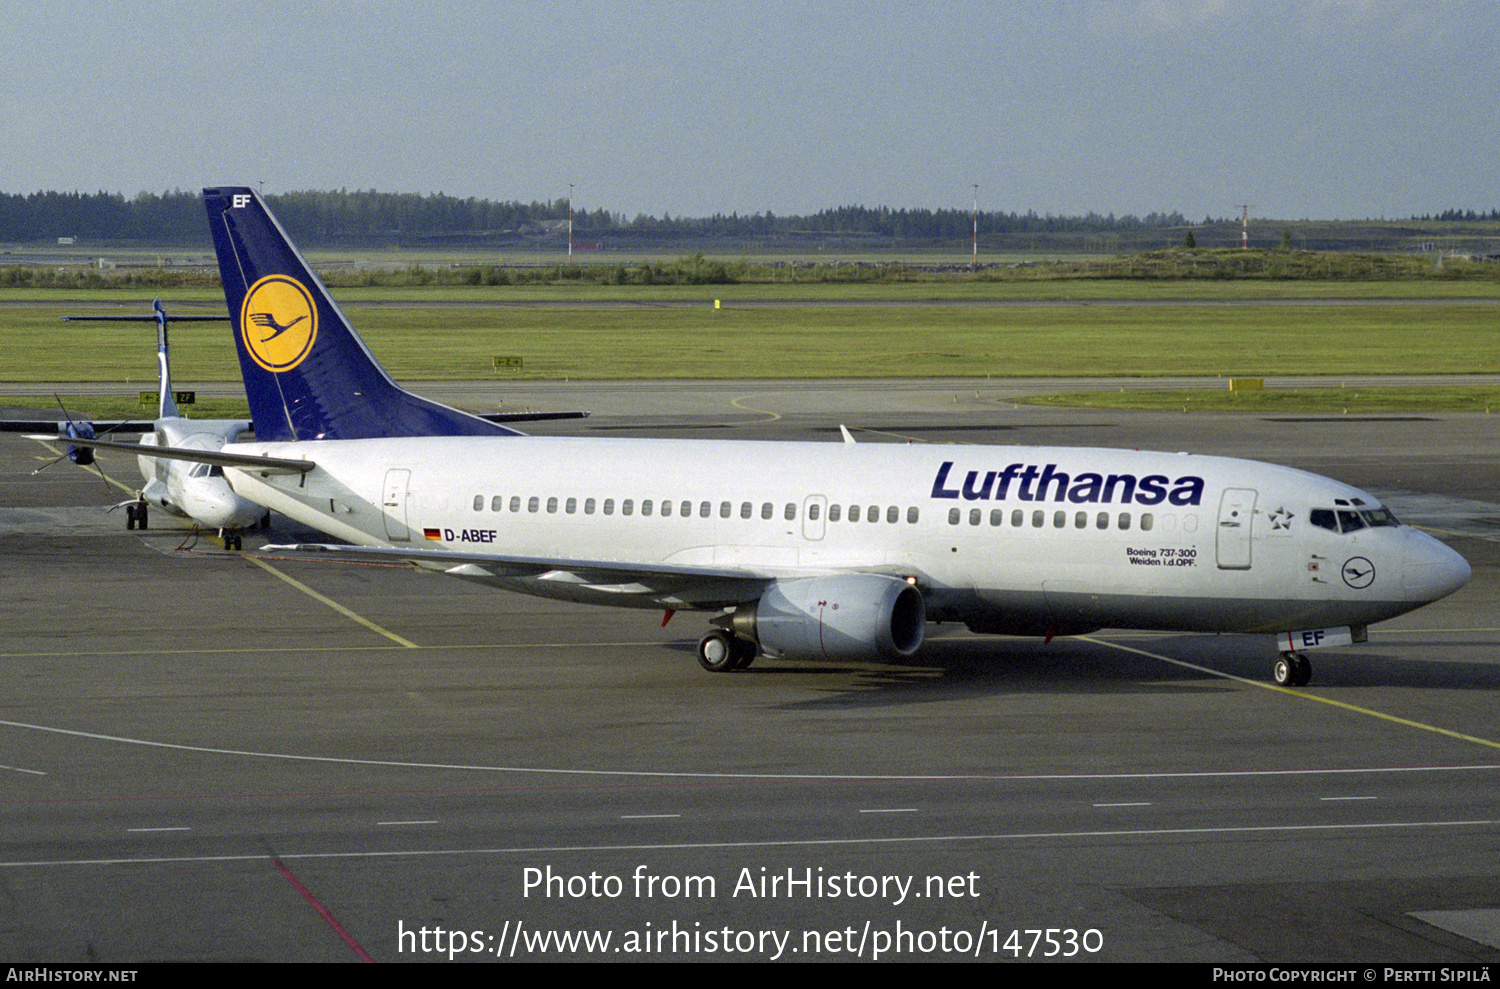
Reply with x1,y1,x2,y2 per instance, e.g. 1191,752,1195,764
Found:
1,300,1493,382
7,275,1500,305
2,276,1497,415
10,385,1497,423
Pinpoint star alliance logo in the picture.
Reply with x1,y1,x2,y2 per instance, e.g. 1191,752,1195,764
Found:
1268,506,1294,530
241,275,318,373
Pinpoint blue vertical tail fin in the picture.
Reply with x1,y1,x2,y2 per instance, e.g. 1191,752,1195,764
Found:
203,187,519,442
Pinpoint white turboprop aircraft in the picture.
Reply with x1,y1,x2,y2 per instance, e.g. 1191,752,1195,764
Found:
63,188,1471,685
5,300,269,548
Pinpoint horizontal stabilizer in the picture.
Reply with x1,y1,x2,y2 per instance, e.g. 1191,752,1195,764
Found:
477,410,591,423
62,314,229,323
38,433,315,474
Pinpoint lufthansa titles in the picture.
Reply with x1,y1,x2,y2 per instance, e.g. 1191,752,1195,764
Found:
931,461,1205,507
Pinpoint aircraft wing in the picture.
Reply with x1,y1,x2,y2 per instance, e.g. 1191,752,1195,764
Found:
24,433,315,474
1,416,567,433
259,541,848,609
0,420,155,434
262,542,930,611
264,541,784,579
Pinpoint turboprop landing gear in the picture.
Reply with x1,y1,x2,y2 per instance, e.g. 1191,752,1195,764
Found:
697,630,757,672
125,500,149,530
1273,652,1311,687
221,528,243,551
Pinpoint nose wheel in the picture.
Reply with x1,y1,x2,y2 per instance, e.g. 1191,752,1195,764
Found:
1273,652,1311,687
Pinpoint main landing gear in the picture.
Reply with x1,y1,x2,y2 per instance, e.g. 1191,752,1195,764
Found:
697,630,757,672
1273,651,1312,687
124,500,148,530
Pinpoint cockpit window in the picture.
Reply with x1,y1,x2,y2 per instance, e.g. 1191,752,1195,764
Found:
1311,506,1400,533
190,463,211,479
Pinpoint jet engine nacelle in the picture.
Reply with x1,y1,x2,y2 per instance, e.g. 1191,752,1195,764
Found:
732,574,926,661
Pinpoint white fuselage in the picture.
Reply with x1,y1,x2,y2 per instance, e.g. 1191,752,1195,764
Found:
138,419,267,530
222,435,1469,638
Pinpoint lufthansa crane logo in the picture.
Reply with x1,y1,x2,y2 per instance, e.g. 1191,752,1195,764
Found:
1342,556,1376,589
241,275,318,372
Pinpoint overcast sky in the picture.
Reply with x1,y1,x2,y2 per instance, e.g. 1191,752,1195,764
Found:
3,1,1495,221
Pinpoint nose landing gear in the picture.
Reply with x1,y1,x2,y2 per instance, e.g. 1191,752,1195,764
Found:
1273,652,1311,687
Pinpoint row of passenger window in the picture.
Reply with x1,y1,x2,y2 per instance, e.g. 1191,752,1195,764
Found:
811,503,917,524
468,493,1158,535
471,494,919,523
948,507,1155,531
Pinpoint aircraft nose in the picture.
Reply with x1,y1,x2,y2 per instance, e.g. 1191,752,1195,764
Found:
1401,528,1470,603
186,479,264,529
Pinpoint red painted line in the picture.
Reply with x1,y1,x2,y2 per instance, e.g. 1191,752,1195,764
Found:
269,854,374,962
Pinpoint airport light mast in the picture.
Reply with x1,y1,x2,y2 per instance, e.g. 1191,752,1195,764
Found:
568,183,574,264
971,184,979,272
1235,203,1255,249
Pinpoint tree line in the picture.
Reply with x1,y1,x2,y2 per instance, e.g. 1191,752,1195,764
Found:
0,188,1199,245
1418,208,1500,222
2,188,1493,248
0,189,595,244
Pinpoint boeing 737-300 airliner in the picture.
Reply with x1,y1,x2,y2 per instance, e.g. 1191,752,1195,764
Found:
67,187,1472,685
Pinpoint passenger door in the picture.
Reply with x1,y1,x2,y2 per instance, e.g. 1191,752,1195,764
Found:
1216,487,1257,569
382,468,411,542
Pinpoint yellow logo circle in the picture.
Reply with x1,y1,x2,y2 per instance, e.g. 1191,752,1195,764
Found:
241,275,318,372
